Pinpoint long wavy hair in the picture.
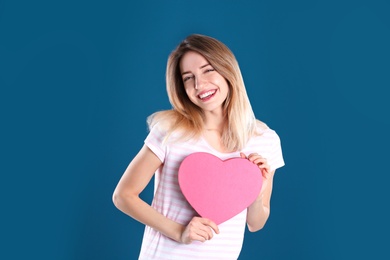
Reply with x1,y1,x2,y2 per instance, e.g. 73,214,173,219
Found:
148,34,266,151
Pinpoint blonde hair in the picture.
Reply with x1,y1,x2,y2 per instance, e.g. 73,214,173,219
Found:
148,34,266,151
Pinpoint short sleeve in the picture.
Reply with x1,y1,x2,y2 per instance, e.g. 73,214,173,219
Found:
257,128,284,171
144,124,167,163
263,129,285,172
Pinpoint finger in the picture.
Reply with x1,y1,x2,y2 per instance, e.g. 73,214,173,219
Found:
240,152,247,159
192,217,217,239
258,164,270,170
246,154,255,162
259,164,270,173
252,157,266,165
201,218,220,234
259,166,270,177
195,228,212,241
247,153,262,160
195,222,214,240
189,232,208,243
248,155,265,164
185,219,212,242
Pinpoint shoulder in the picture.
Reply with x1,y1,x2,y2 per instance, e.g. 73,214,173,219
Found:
254,120,281,143
147,110,176,132
255,119,268,133
147,110,196,143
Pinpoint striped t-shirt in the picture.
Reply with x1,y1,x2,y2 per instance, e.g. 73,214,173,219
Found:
139,124,285,259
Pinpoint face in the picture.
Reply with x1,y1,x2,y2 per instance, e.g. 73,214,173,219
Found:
179,51,229,114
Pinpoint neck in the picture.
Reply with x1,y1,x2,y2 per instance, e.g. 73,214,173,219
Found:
203,110,225,132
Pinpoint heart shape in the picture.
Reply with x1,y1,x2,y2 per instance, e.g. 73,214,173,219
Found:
178,152,262,225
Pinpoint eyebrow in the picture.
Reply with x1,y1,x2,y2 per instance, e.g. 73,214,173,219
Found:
181,63,211,75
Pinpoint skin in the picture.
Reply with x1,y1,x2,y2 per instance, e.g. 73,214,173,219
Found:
112,51,276,245
240,152,275,231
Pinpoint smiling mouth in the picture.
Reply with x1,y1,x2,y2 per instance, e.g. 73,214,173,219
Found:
198,90,217,100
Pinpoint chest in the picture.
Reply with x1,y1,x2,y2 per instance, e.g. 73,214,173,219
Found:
202,130,230,153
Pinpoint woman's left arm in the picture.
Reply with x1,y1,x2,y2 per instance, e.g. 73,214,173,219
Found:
240,153,275,232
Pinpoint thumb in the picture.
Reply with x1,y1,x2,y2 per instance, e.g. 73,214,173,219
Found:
240,152,246,159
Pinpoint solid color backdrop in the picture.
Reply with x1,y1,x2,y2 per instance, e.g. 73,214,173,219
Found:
1,0,389,259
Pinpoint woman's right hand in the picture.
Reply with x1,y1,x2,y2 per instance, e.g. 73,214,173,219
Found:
180,217,220,244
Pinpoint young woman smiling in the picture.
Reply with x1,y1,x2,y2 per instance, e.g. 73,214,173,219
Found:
113,34,285,259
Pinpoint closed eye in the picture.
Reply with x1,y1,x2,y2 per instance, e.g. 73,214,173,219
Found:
183,75,194,82
203,65,216,74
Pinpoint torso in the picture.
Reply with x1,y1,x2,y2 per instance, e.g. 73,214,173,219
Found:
202,129,230,153
139,123,284,259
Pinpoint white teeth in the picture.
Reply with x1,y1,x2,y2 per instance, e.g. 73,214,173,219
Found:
199,90,216,99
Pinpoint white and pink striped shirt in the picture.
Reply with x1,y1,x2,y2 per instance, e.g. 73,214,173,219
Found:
139,124,285,259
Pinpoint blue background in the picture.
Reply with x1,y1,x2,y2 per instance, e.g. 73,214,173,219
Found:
1,0,389,259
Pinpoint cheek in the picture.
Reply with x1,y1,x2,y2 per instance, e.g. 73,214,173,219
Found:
184,86,193,96
184,87,197,102
213,75,228,89
217,79,229,94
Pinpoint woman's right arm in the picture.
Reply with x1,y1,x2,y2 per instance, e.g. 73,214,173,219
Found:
112,145,219,243
112,145,184,242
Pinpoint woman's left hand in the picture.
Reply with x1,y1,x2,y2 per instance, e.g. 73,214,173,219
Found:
240,152,270,178
240,152,270,200
240,152,274,231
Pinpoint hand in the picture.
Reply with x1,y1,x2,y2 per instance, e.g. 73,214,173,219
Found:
180,217,220,244
240,152,271,200
240,153,270,178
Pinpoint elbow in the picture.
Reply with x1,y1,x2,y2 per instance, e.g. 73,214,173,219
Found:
112,187,140,213
247,210,270,232
247,222,266,232
112,190,121,208
112,188,131,210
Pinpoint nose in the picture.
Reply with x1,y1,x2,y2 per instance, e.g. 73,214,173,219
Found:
195,76,206,90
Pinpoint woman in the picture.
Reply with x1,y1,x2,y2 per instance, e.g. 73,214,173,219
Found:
113,34,285,259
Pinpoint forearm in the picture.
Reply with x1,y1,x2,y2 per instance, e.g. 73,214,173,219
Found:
246,167,276,232
246,197,270,232
113,193,184,242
